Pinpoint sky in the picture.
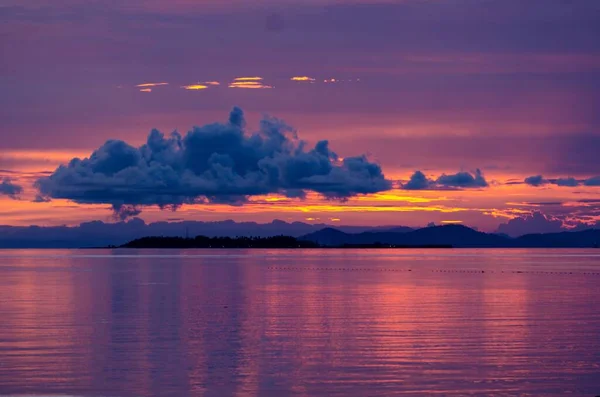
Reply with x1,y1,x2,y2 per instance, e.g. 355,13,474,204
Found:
1,0,600,234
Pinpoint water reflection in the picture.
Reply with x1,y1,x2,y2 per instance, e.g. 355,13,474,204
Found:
0,249,599,396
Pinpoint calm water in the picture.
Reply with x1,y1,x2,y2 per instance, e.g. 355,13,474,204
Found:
0,249,599,397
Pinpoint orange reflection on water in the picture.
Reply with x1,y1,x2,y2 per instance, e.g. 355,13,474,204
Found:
0,249,598,396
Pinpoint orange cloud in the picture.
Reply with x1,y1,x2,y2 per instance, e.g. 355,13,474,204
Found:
291,76,316,82
228,81,272,89
181,84,209,90
233,77,263,81
136,82,168,87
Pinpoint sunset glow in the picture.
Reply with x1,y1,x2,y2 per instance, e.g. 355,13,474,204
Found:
0,0,598,236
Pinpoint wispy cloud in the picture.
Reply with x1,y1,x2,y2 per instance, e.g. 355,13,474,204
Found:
182,84,209,90
139,88,152,93
233,77,263,81
205,81,220,85
228,78,272,89
291,76,316,82
136,82,168,88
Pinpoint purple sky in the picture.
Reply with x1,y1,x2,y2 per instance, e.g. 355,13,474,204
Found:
1,0,599,234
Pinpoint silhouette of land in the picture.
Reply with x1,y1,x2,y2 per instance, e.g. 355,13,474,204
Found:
119,235,451,249
301,224,600,248
117,224,600,249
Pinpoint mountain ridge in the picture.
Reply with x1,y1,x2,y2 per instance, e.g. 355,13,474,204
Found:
300,225,600,248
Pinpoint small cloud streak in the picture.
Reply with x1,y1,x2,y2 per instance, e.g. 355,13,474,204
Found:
234,77,263,81
229,81,272,89
182,84,209,90
291,76,316,82
136,82,168,88
205,81,220,86
139,88,152,93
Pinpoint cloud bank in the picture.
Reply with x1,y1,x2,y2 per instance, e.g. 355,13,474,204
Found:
35,108,391,216
496,211,565,237
524,175,600,187
524,175,546,187
402,169,488,190
0,178,22,199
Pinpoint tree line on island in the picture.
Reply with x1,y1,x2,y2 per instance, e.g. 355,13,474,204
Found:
119,235,450,249
118,224,600,249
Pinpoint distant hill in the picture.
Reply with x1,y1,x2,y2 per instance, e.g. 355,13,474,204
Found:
0,218,597,248
301,225,600,248
0,219,412,248
514,229,600,248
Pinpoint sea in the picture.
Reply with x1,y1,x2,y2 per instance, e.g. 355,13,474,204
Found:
0,249,599,396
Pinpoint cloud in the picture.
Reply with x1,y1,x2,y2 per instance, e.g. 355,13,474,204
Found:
182,84,208,90
554,177,579,187
437,169,488,188
136,82,168,88
35,107,391,217
524,175,547,186
0,178,23,199
291,76,316,82
523,175,597,188
113,204,142,221
401,169,489,190
584,176,600,186
229,78,272,89
33,194,51,203
496,211,565,237
403,171,433,190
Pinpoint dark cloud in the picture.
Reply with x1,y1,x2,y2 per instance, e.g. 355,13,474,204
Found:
554,177,579,187
524,175,547,186
523,175,600,188
35,108,391,217
0,178,23,199
402,169,489,190
33,194,51,203
578,199,600,204
495,211,565,237
584,176,600,186
402,171,433,190
113,204,142,221
437,169,488,188
524,202,563,206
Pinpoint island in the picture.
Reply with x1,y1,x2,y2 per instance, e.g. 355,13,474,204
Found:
119,235,452,249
